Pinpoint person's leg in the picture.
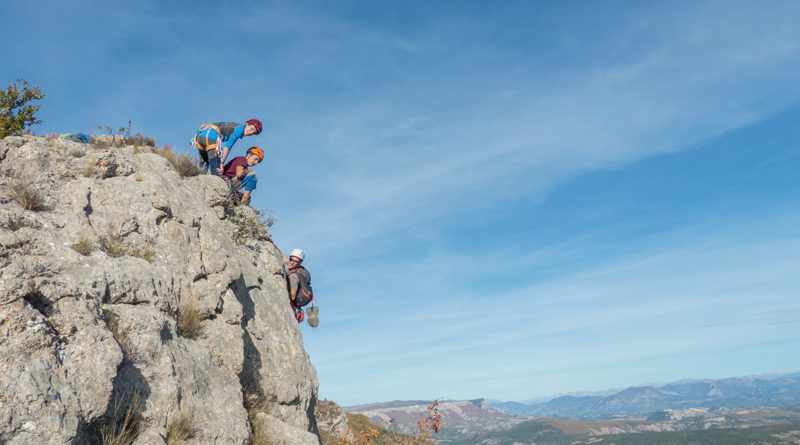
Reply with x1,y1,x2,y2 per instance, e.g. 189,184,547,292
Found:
240,171,258,191
237,172,258,204
207,153,221,175
197,148,210,171
239,190,251,205
197,130,221,175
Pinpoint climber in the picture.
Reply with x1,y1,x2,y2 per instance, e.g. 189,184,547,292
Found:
191,119,263,175
285,248,316,324
222,147,264,206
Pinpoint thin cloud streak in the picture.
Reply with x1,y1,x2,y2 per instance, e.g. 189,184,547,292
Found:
309,211,800,403
272,5,800,254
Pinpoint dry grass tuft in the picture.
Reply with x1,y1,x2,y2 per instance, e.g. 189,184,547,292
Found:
132,144,203,178
100,234,126,258
103,309,137,359
166,411,196,444
71,233,94,256
100,392,143,445
99,232,156,263
177,294,203,339
229,207,274,247
6,177,45,211
83,160,96,177
160,145,204,178
128,240,156,263
93,121,156,149
68,147,86,158
104,309,121,338
125,133,156,147
248,415,273,445
240,369,268,414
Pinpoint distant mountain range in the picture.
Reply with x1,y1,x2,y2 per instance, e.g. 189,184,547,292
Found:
489,371,800,419
346,371,800,438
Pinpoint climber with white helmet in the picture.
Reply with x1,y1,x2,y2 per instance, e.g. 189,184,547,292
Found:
191,119,263,175
285,248,317,326
222,147,264,205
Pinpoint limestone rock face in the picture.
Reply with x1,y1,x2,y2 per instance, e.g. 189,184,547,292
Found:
0,136,319,445
315,400,354,443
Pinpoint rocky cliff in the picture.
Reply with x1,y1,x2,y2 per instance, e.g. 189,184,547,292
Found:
0,136,319,444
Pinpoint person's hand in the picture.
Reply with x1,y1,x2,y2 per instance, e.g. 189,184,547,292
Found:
215,166,224,175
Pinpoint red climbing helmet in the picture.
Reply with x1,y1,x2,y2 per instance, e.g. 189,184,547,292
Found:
246,119,263,135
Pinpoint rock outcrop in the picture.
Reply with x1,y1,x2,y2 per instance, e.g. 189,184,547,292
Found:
0,136,319,445
314,400,354,443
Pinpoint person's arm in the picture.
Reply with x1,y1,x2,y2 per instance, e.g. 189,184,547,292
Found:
240,190,251,204
235,165,248,179
217,147,230,173
220,125,245,166
288,273,300,302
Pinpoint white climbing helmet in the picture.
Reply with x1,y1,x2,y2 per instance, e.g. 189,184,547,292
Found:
289,248,305,261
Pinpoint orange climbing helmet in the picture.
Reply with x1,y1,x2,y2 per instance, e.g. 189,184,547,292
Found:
247,147,264,161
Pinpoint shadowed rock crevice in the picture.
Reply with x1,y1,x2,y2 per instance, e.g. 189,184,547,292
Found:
231,274,265,409
22,290,53,317
77,364,151,445
306,392,321,440
83,188,93,224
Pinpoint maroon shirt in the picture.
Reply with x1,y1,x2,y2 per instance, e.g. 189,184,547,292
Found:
222,156,248,179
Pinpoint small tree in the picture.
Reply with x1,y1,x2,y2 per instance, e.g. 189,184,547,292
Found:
0,79,44,138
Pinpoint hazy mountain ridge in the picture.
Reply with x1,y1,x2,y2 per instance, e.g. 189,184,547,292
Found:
445,410,800,445
491,371,800,419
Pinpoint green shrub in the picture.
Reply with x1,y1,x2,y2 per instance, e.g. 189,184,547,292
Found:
0,79,44,138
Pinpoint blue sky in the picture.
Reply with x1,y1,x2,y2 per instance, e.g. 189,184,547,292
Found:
4,1,800,406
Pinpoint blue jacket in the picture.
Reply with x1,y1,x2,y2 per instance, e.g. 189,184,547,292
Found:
197,122,246,149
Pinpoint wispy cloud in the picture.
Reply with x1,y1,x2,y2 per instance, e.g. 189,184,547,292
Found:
268,2,800,257
308,210,800,403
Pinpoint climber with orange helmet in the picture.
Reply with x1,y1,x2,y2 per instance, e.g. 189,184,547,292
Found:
191,119,263,175
222,146,264,205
